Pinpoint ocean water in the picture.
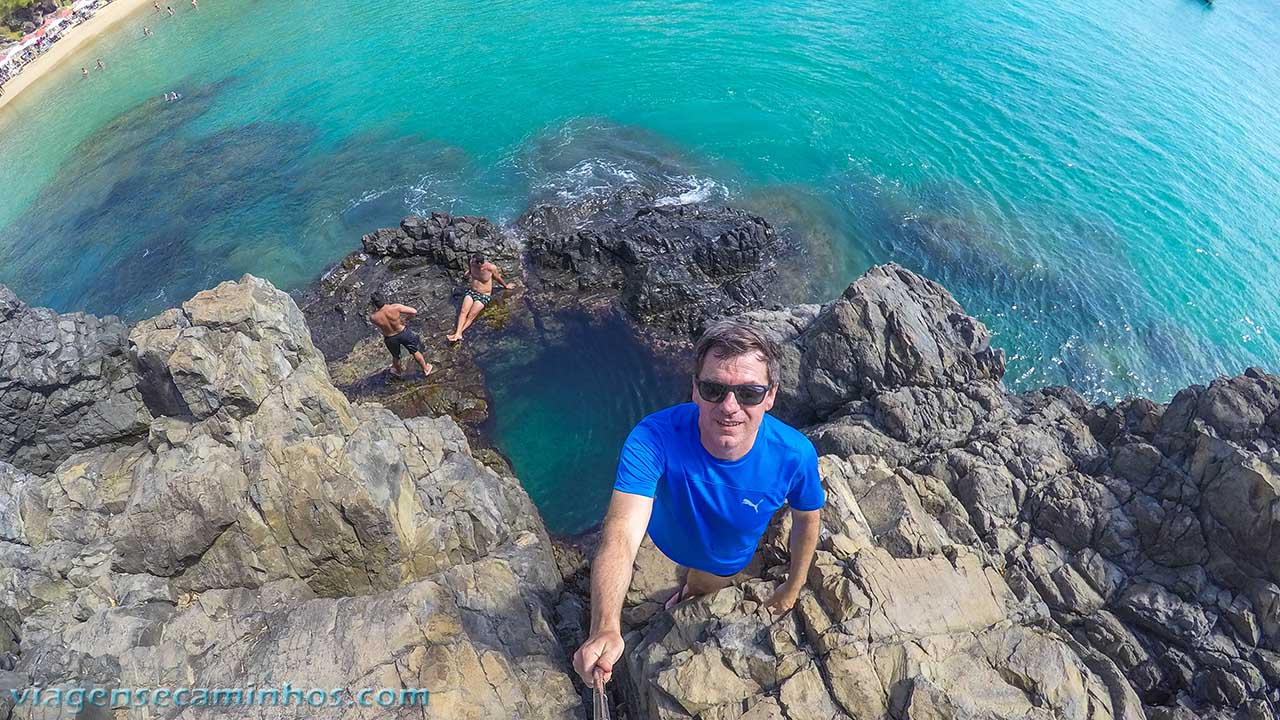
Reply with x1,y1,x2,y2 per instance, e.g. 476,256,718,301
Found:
1,0,1277,532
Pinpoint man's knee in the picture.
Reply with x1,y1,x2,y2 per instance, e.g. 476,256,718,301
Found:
686,568,736,595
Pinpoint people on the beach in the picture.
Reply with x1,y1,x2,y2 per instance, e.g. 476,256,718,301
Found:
370,294,434,379
446,253,514,343
572,319,825,688
153,1,161,12
143,26,153,37
191,0,198,8
0,2,138,101
166,6,174,16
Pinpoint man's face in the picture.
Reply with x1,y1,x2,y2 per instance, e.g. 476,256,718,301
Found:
692,350,777,460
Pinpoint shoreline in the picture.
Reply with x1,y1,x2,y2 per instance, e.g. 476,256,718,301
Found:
0,0,155,114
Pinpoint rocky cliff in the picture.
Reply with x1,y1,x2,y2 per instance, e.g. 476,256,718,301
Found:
0,276,581,719
1,197,1277,720
562,264,1279,720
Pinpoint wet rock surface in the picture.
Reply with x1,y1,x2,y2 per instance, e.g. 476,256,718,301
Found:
296,211,519,433
520,187,783,335
297,194,787,441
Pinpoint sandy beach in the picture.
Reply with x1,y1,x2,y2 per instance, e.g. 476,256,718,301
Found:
0,0,155,113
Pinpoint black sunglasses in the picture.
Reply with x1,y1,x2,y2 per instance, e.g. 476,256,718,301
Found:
695,379,774,406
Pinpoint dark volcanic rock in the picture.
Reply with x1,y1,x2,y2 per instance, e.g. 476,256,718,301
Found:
304,211,517,361
296,212,520,429
366,211,514,266
0,285,153,474
300,196,789,434
521,187,784,335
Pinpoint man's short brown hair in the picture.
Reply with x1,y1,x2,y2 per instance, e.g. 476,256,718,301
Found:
693,319,782,386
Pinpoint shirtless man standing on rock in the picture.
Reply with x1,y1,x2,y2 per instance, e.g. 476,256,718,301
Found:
370,294,434,378
447,253,515,343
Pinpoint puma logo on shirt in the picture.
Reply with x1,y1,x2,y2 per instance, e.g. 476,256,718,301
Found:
741,498,762,512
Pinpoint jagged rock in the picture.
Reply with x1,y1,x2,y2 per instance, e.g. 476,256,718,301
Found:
772,264,1007,426
297,212,519,431
608,261,1276,720
0,285,152,474
522,189,784,335
0,277,584,719
364,212,510,266
776,662,847,719
7,208,1280,720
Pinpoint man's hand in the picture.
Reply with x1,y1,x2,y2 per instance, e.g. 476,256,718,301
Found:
766,507,821,615
574,630,625,687
764,580,803,614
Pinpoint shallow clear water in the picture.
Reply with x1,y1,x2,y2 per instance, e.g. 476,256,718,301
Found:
1,0,1277,531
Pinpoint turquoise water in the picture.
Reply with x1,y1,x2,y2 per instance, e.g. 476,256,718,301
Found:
1,0,1278,531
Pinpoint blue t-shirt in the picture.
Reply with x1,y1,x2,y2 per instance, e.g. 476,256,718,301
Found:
614,403,825,576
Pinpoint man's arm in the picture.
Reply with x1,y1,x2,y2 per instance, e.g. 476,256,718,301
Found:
488,263,514,289
764,507,821,614
573,491,653,687
393,303,418,317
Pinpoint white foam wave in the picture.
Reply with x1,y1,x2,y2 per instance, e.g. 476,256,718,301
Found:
535,158,643,203
655,175,730,206
534,157,732,209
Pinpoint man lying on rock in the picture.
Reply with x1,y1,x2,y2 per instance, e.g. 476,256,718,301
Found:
573,320,825,688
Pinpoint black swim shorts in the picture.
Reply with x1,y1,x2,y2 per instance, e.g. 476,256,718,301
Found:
383,328,422,358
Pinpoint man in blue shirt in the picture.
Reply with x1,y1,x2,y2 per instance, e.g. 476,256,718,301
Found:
573,320,825,688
